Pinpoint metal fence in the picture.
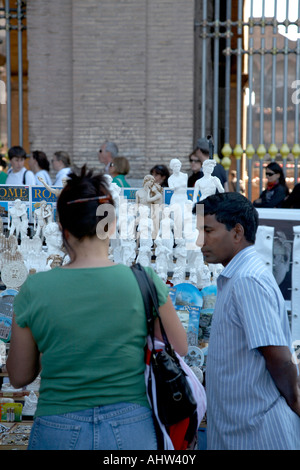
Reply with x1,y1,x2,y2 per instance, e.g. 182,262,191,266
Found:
195,0,300,200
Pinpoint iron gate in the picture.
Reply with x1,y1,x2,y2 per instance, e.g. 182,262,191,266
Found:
195,0,300,200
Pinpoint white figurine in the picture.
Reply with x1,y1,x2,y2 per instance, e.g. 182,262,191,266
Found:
44,221,64,257
154,238,172,282
7,199,28,240
168,159,189,207
172,238,187,285
136,175,163,238
197,262,211,290
22,391,38,416
38,176,68,197
33,200,53,240
193,159,224,203
136,206,153,267
168,159,191,239
118,203,137,266
136,175,163,207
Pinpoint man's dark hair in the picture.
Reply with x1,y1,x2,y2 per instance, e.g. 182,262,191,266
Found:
8,146,27,160
193,192,259,243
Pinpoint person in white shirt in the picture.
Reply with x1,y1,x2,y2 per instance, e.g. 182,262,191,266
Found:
6,146,36,186
29,150,52,186
52,151,71,186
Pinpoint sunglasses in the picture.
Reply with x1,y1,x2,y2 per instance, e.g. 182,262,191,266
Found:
189,158,200,163
266,172,276,176
109,162,115,167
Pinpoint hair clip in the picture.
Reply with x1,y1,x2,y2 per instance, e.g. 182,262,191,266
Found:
67,195,111,205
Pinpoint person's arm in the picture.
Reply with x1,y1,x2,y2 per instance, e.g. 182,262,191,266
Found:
154,296,188,357
6,316,40,389
259,345,300,416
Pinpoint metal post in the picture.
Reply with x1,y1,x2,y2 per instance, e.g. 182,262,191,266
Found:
259,37,265,194
224,0,232,144
235,37,242,192
213,0,220,153
5,0,11,149
246,32,254,200
271,36,277,155
17,0,23,147
201,0,207,137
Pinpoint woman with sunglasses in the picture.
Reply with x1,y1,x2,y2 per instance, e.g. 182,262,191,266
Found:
253,162,289,208
7,165,187,450
187,152,202,187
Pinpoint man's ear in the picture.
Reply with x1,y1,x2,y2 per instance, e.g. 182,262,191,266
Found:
233,223,245,241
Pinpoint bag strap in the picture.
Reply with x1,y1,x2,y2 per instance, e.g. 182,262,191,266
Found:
131,263,171,349
23,170,28,184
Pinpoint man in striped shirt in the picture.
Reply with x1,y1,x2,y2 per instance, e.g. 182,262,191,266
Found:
194,192,300,450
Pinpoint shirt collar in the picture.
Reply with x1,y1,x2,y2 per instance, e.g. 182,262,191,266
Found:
219,245,256,279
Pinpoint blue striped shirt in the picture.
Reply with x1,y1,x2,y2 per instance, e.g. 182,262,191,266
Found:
206,246,300,450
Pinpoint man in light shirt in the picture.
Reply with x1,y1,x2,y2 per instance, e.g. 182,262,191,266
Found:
52,151,71,186
6,146,35,186
193,192,300,450
98,141,118,174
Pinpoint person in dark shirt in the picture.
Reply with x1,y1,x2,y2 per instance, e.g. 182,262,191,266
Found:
253,162,289,208
281,183,300,208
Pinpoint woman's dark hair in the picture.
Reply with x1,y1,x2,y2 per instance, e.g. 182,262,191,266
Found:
57,165,115,247
193,192,259,244
0,156,7,169
32,150,50,171
150,164,170,186
266,162,289,195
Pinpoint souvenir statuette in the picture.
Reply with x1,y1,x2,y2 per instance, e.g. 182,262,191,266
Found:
193,159,224,203
7,199,28,240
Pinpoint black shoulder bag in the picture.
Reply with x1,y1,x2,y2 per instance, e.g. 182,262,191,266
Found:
131,263,197,427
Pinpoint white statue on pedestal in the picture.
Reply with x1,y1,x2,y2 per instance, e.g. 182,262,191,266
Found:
136,175,163,207
44,222,64,256
136,206,153,267
193,159,224,203
136,175,163,238
118,203,137,266
22,391,38,416
7,199,28,240
168,159,189,207
172,238,187,285
33,200,53,240
197,261,211,290
154,206,174,279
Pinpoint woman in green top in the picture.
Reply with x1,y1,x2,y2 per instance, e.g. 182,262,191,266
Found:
0,156,7,183
7,165,187,450
109,156,131,187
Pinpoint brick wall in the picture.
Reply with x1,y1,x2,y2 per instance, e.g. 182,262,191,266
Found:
27,0,194,181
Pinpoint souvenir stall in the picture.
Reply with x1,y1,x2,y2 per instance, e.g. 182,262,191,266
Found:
0,163,299,449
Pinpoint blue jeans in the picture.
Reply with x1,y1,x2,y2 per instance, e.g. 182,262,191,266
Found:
28,402,157,450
